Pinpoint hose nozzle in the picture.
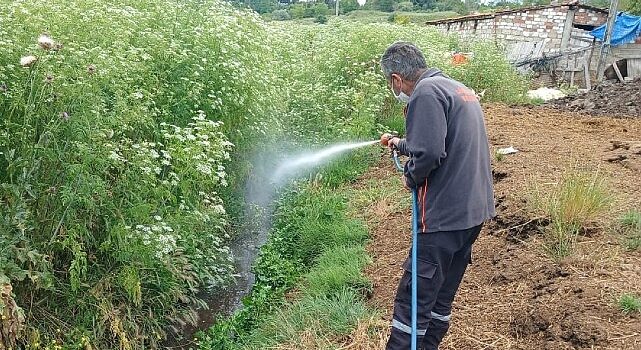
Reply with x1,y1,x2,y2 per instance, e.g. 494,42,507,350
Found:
380,132,399,147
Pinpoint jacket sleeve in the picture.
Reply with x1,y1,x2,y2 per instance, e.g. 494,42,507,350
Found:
396,139,410,156
403,93,448,188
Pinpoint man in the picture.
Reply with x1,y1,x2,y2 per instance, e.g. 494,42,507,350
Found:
379,42,496,350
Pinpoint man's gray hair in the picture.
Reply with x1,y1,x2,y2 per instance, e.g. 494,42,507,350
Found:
380,41,427,81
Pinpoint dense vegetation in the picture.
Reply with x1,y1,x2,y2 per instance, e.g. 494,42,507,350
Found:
1,0,528,348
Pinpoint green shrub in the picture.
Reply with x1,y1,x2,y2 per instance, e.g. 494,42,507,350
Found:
315,14,328,23
272,9,292,20
290,3,306,18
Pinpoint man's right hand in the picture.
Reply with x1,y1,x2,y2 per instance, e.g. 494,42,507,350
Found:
380,133,400,150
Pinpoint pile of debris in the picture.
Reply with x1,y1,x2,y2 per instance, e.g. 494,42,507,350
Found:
550,78,641,118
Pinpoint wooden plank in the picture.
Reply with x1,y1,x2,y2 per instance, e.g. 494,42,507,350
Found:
570,36,597,43
561,9,577,50
612,61,624,81
584,61,592,89
596,0,620,82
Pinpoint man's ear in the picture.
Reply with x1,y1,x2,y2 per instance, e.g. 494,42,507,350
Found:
390,73,402,90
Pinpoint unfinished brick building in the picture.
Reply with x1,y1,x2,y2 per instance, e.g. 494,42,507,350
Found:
427,2,641,85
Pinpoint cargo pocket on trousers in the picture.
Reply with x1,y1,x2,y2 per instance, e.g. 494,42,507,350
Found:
402,257,438,298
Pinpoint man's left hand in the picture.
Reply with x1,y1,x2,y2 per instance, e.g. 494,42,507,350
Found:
401,175,411,190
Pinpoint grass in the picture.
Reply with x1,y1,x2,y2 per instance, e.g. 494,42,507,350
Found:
305,246,372,298
618,210,641,251
243,288,372,349
530,168,612,259
528,97,546,106
618,294,641,314
198,149,380,349
494,150,505,162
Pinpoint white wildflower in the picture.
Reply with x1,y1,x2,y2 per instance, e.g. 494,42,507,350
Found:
212,205,226,215
20,55,37,67
154,215,162,221
38,34,55,50
196,163,212,175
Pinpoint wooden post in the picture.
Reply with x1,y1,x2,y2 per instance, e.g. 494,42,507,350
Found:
560,7,577,51
584,61,592,89
596,0,620,82
612,60,624,81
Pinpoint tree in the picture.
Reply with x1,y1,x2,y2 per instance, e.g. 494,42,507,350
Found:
412,0,435,10
246,0,279,13
339,0,360,13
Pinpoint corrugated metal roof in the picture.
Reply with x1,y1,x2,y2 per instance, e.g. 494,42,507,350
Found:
425,2,607,25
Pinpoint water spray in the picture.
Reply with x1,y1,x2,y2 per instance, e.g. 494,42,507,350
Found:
270,140,379,184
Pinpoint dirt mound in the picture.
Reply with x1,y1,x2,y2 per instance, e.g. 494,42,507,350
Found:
551,78,641,118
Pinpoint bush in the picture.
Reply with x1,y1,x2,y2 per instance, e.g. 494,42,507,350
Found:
271,9,291,20
0,0,279,348
290,3,306,18
315,14,328,23
314,3,331,16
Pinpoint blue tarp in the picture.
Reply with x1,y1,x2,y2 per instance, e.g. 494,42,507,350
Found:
590,12,641,46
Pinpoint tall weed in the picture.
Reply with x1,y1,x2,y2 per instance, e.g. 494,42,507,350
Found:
530,169,611,258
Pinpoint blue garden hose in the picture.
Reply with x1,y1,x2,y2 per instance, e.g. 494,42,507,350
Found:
392,149,419,350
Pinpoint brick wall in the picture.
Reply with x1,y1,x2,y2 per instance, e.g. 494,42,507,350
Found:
573,8,607,25
433,6,608,53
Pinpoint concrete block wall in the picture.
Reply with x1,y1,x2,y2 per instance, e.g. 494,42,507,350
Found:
433,6,608,54
493,7,567,51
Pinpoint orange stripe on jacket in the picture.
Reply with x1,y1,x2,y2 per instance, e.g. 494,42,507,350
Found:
421,179,428,231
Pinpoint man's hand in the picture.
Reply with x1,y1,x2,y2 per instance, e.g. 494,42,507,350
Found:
401,175,411,190
380,133,400,150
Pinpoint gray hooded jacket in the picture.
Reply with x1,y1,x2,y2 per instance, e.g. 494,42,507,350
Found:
396,68,496,233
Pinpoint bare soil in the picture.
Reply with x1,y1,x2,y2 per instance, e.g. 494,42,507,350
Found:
350,104,641,350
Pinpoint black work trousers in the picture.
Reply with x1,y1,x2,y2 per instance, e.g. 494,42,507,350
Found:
386,224,482,350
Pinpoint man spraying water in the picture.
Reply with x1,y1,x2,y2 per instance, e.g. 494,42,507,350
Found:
379,42,496,350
